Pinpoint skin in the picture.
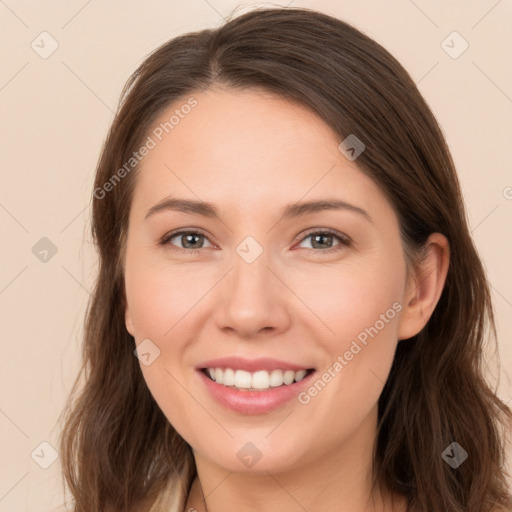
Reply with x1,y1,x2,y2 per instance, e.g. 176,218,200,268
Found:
124,86,449,512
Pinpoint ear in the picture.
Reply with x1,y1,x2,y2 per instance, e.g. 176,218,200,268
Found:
125,307,135,337
397,233,450,341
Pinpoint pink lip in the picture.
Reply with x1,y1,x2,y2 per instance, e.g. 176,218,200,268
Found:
196,356,314,372
197,368,316,415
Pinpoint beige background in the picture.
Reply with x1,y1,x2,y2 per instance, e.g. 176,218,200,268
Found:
1,1,511,510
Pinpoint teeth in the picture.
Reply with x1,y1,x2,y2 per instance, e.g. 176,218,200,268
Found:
235,370,252,388
269,369,284,387
251,370,269,389
223,368,235,386
205,367,310,390
294,369,307,382
283,370,295,385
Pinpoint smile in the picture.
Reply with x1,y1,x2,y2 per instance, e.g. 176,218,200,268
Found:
202,367,315,391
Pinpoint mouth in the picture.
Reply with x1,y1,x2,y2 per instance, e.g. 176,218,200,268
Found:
199,367,316,392
196,365,317,415
194,356,317,414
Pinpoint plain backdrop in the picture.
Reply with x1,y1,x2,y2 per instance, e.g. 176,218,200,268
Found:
1,1,511,510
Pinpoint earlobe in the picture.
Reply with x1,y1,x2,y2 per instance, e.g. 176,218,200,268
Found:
397,233,450,341
125,309,135,337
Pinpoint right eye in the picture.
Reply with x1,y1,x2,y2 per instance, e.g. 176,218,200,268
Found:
159,230,215,251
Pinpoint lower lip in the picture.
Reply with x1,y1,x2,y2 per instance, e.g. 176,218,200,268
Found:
197,369,316,415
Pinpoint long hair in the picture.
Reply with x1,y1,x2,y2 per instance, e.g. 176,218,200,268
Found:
58,6,512,512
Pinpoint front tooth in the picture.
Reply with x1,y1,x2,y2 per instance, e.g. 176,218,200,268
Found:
269,369,284,387
234,370,252,388
223,368,235,386
283,370,295,385
294,369,307,382
252,370,270,389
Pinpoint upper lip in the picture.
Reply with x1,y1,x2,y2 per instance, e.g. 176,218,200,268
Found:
196,356,315,373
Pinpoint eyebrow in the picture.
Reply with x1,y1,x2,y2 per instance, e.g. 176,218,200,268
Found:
144,196,372,223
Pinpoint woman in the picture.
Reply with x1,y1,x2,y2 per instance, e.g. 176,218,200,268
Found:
59,6,512,512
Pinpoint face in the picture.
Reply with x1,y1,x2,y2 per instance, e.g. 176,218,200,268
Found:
124,87,411,474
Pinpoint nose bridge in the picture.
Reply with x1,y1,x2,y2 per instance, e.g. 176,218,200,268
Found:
215,238,288,335
229,241,274,304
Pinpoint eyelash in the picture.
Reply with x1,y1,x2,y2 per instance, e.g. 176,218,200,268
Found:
158,228,351,255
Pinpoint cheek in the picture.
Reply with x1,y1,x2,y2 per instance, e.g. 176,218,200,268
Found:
289,251,404,414
125,259,204,435
288,252,405,346
138,360,201,449
125,251,210,340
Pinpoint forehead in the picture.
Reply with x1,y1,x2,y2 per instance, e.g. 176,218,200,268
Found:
130,87,388,221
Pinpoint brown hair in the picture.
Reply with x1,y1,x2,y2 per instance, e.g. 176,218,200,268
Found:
58,6,512,512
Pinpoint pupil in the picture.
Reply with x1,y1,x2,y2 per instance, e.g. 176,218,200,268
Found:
184,234,201,249
312,234,332,249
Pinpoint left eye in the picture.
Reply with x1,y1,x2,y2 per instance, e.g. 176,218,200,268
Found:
159,229,350,253
296,230,350,252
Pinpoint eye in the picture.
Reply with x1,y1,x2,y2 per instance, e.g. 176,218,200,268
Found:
295,229,351,254
159,230,214,251
159,228,351,254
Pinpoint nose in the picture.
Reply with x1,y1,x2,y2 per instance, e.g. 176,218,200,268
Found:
213,249,291,339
